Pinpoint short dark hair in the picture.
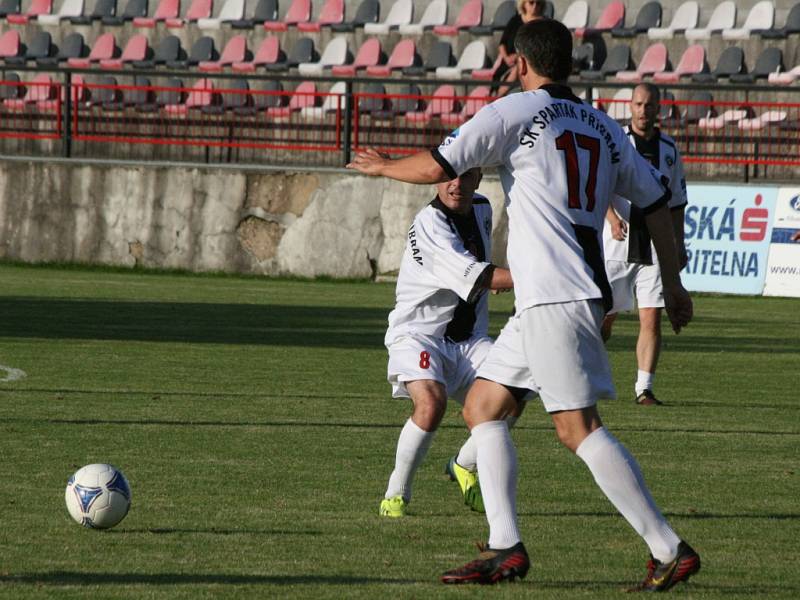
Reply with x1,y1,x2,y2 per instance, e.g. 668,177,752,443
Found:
514,19,573,82
634,82,661,103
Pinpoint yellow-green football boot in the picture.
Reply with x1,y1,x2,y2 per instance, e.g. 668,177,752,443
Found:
379,495,407,518
445,456,485,513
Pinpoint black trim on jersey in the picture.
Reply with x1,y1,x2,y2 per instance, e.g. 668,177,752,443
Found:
670,202,688,211
642,186,670,215
572,224,613,314
431,196,489,342
539,83,583,104
430,149,458,179
626,128,661,264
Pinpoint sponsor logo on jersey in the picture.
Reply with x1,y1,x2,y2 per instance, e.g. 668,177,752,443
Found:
790,195,800,212
408,224,423,266
440,127,460,148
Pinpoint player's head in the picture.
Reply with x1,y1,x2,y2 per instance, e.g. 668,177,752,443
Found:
514,19,573,87
517,0,546,20
630,83,661,136
437,168,482,214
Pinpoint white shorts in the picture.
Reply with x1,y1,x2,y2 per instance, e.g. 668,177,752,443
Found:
387,333,493,404
477,300,616,413
606,260,664,314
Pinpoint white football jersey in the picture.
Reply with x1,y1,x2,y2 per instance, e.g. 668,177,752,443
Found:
385,194,494,347
604,126,688,265
434,84,669,313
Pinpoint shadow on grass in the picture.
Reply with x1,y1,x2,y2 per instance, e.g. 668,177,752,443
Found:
0,297,388,349
115,528,323,536
517,510,800,521
0,572,420,586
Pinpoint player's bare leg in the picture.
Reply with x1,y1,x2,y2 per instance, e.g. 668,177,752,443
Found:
441,379,530,584
381,380,447,517
635,307,662,405
552,405,691,573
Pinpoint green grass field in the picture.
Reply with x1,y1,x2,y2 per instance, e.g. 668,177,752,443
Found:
0,263,798,599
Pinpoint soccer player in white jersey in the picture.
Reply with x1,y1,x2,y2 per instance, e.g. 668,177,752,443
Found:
602,83,689,406
348,19,700,592
380,168,530,518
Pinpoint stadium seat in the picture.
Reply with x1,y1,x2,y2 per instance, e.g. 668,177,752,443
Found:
653,44,706,83
0,72,21,102
699,107,753,130
561,0,589,30
761,2,800,38
301,80,346,119
366,39,416,76
264,0,309,30
248,80,285,111
769,63,800,85
6,0,51,24
102,0,147,25
612,1,661,37
685,1,735,40
648,0,698,39
572,41,598,74
197,0,244,29
4,73,55,110
137,77,183,112
68,33,117,68
434,0,482,36
133,0,178,26
201,78,249,114
5,31,53,65
373,83,420,119
331,37,380,77
684,91,715,124
470,0,514,35
0,30,22,63
405,84,456,124
692,46,745,82
0,0,20,18
580,44,631,80
440,85,491,126
37,32,84,67
88,76,120,107
364,0,410,35
134,35,183,68
723,0,774,40
615,43,667,83
659,90,677,121
165,0,211,27
332,0,379,32
403,40,451,76
296,0,343,32
166,36,215,68
70,0,115,23
198,34,246,71
575,0,624,38
164,78,216,114
107,76,152,110
38,0,82,23
738,109,787,130
605,87,632,121
100,34,149,69
436,40,487,79
232,35,280,72
357,82,386,114
298,36,348,76
230,0,277,28
265,36,315,71
268,80,316,119
730,47,783,83
398,0,445,34
472,54,503,80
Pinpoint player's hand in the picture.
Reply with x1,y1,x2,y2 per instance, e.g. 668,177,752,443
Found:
663,284,693,334
491,288,512,295
792,231,800,242
610,219,627,241
346,148,390,176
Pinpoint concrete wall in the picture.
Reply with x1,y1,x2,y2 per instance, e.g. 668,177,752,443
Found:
0,161,508,277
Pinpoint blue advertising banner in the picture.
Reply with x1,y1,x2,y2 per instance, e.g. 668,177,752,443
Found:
763,187,800,297
682,184,777,294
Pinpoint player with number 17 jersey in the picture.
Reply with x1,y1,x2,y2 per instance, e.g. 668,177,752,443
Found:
432,84,670,313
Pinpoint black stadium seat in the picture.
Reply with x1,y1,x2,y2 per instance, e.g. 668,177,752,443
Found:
612,1,661,37
692,46,745,82
730,47,783,83
761,2,800,38
330,0,379,32
0,0,20,17
71,0,116,24
0,72,21,101
103,0,148,25
133,35,183,68
403,40,452,76
5,31,53,65
373,84,421,120
249,80,286,111
265,37,315,71
167,36,215,69
358,83,386,114
580,44,631,80
37,32,85,67
230,0,277,28
470,0,516,35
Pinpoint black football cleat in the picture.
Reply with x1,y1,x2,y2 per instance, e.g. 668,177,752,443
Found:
635,389,663,406
628,541,701,592
441,542,530,585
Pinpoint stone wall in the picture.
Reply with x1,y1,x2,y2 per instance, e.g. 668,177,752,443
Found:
0,161,508,278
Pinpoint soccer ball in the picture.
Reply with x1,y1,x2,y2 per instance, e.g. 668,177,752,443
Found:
65,464,131,529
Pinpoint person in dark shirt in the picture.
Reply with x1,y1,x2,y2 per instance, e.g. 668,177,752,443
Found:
494,0,547,95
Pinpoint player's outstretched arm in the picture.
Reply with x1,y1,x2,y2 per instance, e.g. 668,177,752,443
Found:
645,204,693,334
346,149,449,184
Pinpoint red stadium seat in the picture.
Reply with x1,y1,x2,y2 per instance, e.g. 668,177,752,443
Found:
68,33,116,68
0,30,21,61
297,0,344,32
575,0,625,37
440,86,492,126
267,81,316,118
472,55,503,81
4,73,55,110
433,0,482,36
331,38,381,77
653,45,706,83
6,0,51,24
366,39,415,76
134,0,179,27
232,36,280,72
264,0,310,31
166,0,211,27
615,43,668,83
405,84,456,123
199,35,246,72
164,78,216,115
100,34,149,69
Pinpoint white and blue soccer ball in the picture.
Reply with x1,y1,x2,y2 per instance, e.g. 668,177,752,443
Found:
65,464,131,529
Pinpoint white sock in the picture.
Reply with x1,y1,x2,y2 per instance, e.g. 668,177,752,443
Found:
456,413,520,472
576,427,680,563
635,370,655,396
385,418,435,502
473,420,521,549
